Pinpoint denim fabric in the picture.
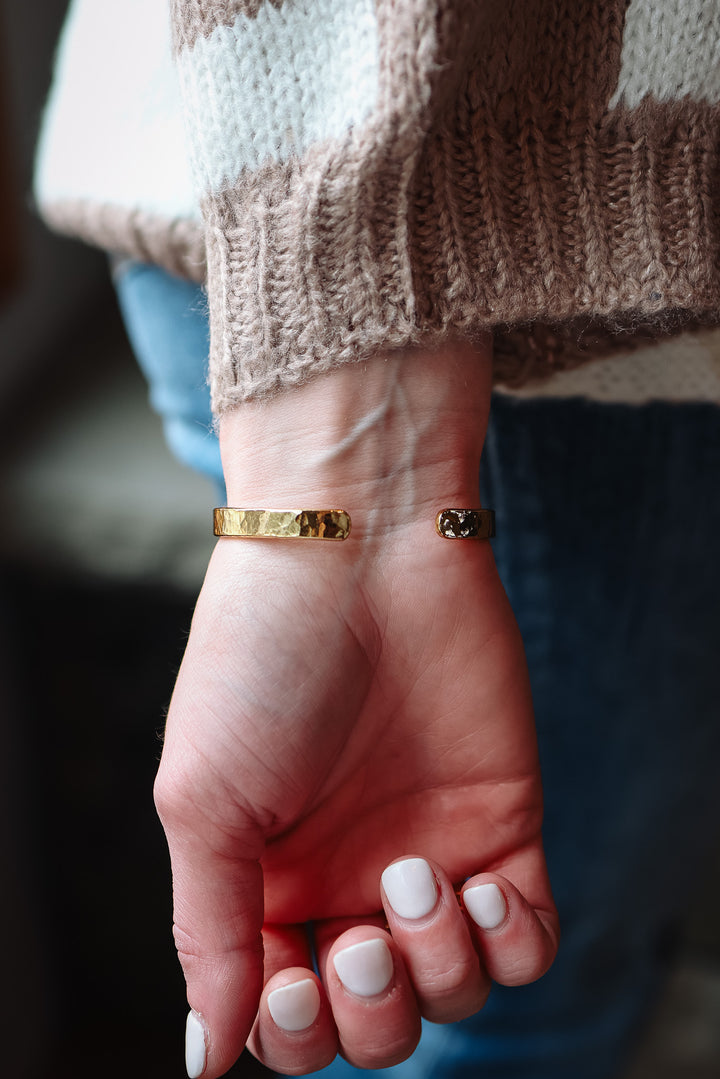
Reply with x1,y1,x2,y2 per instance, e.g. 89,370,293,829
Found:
113,260,224,491
115,262,720,1079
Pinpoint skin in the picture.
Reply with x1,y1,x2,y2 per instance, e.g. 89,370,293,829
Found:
154,342,559,1078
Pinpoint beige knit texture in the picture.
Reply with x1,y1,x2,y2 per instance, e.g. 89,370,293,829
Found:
41,200,206,282
53,0,720,411
171,0,720,411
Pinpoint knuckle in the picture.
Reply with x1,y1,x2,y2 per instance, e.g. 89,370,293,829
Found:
153,769,188,823
153,758,211,827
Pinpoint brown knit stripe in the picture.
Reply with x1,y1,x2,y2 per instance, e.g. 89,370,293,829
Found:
571,2,631,305
172,0,286,52
408,0,632,331
204,94,720,409
39,200,206,283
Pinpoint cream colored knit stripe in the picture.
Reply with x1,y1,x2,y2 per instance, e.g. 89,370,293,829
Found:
176,0,380,191
611,0,720,107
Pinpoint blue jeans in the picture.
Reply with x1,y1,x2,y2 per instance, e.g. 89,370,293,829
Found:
113,260,223,489
115,262,720,1079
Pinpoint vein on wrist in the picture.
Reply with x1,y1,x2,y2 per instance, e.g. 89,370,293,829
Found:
219,341,493,513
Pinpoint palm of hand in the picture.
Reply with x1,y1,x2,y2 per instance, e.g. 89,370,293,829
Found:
163,530,544,927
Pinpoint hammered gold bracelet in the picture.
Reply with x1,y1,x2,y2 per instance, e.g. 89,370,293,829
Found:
213,507,495,542
213,508,352,541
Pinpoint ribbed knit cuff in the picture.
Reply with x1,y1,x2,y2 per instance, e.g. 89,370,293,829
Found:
206,98,720,412
205,147,434,411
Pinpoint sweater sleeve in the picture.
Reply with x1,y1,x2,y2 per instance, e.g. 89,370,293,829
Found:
171,0,720,414
172,0,487,411
34,1,720,412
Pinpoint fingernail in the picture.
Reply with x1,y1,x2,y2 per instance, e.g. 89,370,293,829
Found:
185,1010,207,1078
333,938,394,997
463,883,507,929
381,857,438,920
267,978,321,1032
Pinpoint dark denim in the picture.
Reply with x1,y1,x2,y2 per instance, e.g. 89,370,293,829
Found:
115,262,720,1078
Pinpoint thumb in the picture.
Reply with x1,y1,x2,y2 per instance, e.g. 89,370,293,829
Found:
154,776,265,1079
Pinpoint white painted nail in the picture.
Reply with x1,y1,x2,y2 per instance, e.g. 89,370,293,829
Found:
333,938,394,997
267,978,321,1032
463,883,507,929
185,1010,207,1078
381,858,438,920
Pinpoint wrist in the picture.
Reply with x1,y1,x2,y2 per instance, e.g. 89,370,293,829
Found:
218,340,492,522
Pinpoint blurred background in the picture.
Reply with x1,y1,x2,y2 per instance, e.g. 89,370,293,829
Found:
1,2,719,1077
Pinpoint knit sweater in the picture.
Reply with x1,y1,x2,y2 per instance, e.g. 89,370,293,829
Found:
36,0,720,413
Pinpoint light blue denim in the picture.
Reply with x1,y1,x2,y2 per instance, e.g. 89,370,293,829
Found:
115,261,720,1079
113,260,223,489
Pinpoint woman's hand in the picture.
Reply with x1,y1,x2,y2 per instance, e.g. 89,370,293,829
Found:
154,343,559,1077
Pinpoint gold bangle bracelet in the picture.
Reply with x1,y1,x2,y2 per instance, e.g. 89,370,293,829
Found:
435,509,496,540
213,508,352,541
213,508,493,542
